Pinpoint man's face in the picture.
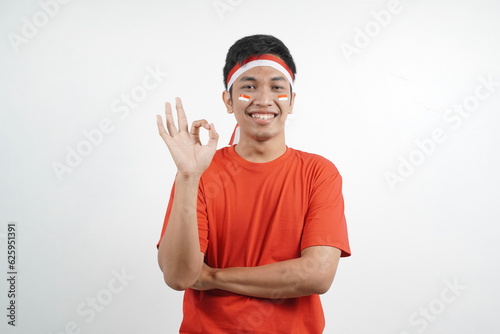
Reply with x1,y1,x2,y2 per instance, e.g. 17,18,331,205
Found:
223,65,295,143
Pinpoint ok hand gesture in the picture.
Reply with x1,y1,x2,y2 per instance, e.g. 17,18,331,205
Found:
156,97,219,177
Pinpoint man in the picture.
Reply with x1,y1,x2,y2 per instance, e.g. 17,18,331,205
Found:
156,34,351,333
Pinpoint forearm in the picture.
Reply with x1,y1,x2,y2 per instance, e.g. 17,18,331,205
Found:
158,173,204,290
206,247,340,299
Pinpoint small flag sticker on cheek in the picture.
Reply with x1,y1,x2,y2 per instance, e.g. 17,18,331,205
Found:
238,94,250,102
278,95,288,101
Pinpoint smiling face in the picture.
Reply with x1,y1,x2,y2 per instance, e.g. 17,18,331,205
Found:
223,65,295,144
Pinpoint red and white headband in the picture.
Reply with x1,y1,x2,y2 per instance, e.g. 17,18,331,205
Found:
226,54,294,91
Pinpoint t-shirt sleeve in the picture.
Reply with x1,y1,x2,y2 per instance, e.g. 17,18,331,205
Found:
300,158,351,257
156,180,209,253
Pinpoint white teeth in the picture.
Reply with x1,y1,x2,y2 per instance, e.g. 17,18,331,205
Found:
251,114,275,120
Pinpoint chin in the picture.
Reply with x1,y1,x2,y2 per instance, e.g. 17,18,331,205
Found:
252,130,279,142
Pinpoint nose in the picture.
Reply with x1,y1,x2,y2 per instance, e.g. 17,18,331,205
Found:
253,87,274,107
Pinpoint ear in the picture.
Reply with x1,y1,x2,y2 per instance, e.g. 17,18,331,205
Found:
288,92,297,114
222,90,234,114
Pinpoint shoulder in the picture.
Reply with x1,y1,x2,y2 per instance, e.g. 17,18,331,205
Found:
215,146,231,156
210,146,232,163
202,146,236,175
288,148,340,176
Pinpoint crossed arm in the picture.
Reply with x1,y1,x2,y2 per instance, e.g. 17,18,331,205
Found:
192,246,341,298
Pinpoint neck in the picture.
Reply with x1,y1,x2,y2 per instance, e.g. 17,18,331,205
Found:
234,137,287,163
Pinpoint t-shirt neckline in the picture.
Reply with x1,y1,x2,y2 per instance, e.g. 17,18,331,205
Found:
226,145,293,171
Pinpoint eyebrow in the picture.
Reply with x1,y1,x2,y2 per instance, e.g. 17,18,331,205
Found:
238,76,286,82
239,76,257,82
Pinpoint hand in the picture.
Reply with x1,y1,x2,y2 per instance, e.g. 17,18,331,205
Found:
191,263,217,291
157,97,219,176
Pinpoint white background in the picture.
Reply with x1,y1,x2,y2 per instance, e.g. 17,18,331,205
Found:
1,0,499,333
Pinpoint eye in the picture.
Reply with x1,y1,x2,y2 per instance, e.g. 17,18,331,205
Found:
242,85,255,89
273,85,285,90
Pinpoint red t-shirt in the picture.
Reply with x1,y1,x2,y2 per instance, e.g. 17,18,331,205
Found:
158,146,351,333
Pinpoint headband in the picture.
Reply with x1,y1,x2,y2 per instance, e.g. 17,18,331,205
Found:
226,54,294,91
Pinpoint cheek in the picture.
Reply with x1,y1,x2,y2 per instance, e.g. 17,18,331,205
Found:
277,100,292,113
234,102,249,116
233,105,249,120
277,94,289,102
237,94,251,102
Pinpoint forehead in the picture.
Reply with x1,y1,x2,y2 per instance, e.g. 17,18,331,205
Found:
235,66,289,82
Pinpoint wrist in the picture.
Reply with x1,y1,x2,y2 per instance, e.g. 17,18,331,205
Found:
176,172,202,182
209,267,223,290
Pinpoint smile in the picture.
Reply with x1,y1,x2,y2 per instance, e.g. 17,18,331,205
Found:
250,113,276,120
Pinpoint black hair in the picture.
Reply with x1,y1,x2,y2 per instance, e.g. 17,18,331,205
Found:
223,34,297,90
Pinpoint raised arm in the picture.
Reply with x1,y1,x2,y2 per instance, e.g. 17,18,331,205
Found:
156,97,218,291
